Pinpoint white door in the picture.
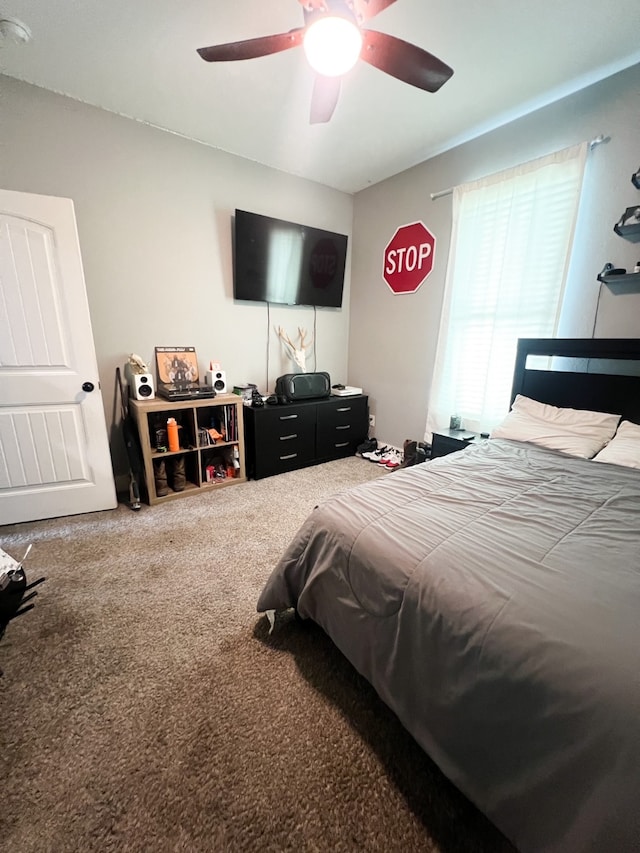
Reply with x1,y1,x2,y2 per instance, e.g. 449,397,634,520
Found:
0,189,117,524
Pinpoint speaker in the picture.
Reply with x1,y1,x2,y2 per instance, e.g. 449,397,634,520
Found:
206,369,227,394
275,372,331,402
130,373,155,400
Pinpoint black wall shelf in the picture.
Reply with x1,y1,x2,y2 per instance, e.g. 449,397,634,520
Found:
597,271,640,292
614,170,640,240
613,220,640,242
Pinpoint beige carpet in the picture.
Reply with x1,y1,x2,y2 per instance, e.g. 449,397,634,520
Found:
0,458,514,852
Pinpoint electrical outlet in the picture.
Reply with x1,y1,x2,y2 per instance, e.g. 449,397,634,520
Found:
369,414,375,427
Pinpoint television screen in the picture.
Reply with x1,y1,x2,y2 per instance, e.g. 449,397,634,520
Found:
233,209,348,308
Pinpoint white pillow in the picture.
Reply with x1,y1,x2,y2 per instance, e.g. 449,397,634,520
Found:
592,420,640,469
490,394,620,458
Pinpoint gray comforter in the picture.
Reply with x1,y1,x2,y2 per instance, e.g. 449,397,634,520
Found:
257,439,640,853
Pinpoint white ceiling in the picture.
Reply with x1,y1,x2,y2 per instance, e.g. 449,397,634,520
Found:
1,0,640,194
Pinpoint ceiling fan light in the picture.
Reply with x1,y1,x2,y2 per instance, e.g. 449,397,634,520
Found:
303,17,362,77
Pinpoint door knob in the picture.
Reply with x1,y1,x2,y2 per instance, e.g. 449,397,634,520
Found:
82,381,95,393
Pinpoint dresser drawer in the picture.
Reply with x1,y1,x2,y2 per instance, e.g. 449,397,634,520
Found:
318,397,367,429
317,397,368,429
257,405,316,444
316,397,368,460
255,434,315,478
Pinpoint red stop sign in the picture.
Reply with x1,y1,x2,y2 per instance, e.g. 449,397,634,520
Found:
383,221,436,294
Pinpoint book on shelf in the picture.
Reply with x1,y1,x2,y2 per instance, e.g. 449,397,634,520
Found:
199,404,240,444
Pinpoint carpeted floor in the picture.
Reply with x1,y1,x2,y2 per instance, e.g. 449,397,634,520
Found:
0,458,515,852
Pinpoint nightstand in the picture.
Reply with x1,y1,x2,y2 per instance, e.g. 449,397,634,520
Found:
431,429,483,459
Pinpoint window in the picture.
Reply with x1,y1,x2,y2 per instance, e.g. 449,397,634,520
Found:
426,142,588,439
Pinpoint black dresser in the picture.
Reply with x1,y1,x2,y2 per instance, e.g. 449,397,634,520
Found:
244,395,369,479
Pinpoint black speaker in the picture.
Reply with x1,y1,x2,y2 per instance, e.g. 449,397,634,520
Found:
275,372,331,402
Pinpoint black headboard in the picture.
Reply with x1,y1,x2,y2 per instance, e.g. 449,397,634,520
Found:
510,338,640,425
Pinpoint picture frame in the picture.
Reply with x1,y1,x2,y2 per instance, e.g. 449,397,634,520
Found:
155,346,199,388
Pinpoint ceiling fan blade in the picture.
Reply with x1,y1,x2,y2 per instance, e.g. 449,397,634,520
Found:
310,75,342,124
352,0,398,22
197,28,304,62
300,0,396,22
360,29,453,92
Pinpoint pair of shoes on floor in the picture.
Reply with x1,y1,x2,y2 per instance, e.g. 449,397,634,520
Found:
361,443,390,462
153,457,186,496
377,448,402,469
361,444,402,469
356,437,378,457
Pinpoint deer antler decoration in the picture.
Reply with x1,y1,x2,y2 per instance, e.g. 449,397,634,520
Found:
277,326,314,373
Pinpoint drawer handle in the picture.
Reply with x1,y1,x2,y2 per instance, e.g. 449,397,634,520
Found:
280,434,297,441
335,442,350,448
336,425,350,430
336,407,351,412
280,414,298,420
279,453,298,460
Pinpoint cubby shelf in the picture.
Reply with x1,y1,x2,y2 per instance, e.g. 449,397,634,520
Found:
129,395,246,505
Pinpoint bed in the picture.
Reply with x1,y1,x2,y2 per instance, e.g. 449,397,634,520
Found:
257,338,640,853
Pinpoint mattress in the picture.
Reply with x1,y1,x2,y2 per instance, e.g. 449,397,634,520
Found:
257,439,640,852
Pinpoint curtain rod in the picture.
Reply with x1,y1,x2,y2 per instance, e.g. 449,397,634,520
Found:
429,135,608,200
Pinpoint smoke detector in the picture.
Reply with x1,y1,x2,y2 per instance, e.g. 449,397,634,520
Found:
0,16,32,46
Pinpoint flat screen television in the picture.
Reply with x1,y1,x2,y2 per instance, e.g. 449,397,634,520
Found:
233,209,348,308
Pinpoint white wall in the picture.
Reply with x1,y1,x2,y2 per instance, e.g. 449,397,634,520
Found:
349,63,640,450
0,77,354,482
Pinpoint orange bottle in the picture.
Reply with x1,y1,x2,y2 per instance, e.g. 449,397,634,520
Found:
167,417,180,452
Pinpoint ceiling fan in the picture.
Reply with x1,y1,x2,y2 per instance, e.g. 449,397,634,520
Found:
197,0,453,124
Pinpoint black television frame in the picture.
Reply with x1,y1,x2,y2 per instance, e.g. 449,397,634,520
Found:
232,209,348,309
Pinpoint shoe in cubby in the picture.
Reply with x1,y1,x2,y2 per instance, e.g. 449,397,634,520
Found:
170,457,186,492
153,459,169,497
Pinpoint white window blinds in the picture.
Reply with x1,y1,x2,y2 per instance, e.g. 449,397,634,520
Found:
425,142,588,440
